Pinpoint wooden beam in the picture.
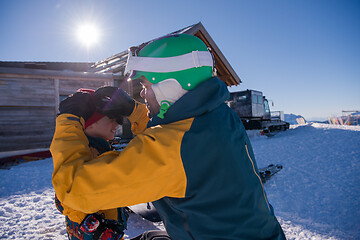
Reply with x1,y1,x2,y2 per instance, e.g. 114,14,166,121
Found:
183,22,241,86
0,67,115,81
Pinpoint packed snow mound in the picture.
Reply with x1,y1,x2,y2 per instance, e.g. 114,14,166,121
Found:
284,113,306,125
0,123,359,239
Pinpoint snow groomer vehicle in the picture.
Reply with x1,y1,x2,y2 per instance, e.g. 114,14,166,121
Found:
228,89,290,136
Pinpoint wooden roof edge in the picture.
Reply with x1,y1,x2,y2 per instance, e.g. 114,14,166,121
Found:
183,22,242,85
91,60,126,74
0,66,119,81
91,50,128,69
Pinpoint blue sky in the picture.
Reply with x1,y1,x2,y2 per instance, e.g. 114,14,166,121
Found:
1,0,359,120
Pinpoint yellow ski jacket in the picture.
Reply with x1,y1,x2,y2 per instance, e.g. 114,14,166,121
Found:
51,102,189,214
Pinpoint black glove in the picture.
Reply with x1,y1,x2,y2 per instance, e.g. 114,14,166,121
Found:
59,91,95,121
94,86,135,119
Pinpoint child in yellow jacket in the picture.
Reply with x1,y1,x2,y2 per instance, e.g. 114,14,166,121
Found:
54,89,128,240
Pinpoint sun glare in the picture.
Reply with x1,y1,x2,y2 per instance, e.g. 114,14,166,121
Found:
76,23,99,47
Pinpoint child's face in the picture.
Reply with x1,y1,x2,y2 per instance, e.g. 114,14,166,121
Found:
85,116,119,140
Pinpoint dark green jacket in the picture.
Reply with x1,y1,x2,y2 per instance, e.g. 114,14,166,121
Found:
149,77,286,239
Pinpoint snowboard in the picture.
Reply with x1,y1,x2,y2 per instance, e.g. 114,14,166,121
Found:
127,202,162,222
258,164,283,183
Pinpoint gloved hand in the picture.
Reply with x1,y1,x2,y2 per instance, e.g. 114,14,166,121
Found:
59,91,95,121
94,86,135,120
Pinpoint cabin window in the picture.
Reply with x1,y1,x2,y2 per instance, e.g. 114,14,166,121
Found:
236,95,247,102
252,95,257,104
252,95,263,104
252,95,261,104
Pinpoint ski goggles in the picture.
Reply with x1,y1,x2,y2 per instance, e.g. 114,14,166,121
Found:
124,45,215,81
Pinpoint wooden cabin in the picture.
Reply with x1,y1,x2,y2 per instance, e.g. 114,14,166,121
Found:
0,22,241,158
0,62,115,157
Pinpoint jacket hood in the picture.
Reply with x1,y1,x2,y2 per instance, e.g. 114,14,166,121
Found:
148,77,230,127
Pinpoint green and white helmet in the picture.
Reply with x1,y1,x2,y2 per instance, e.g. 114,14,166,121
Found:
124,34,215,118
124,34,215,90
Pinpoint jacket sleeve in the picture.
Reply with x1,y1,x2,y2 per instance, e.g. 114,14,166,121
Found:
127,101,150,135
51,114,188,214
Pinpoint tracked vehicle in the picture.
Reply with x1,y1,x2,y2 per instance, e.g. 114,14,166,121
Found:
228,89,289,136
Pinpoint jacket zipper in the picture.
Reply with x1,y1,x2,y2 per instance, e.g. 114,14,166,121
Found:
245,143,271,213
167,198,195,240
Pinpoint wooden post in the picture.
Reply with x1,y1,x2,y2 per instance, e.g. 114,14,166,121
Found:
54,78,59,114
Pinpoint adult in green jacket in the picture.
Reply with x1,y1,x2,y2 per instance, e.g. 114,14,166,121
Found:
51,34,286,239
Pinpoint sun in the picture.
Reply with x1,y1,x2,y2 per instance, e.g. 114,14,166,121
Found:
76,23,99,47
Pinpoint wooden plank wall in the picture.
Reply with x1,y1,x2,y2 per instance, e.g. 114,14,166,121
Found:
0,74,113,152
0,77,56,152
0,106,55,151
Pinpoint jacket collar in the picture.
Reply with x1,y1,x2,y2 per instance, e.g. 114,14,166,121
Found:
148,77,230,127
86,135,111,154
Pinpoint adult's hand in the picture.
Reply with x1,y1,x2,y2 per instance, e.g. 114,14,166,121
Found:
59,91,95,121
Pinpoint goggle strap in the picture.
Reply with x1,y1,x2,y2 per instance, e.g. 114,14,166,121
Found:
125,51,213,75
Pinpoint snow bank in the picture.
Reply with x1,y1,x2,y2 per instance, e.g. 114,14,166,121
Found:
251,123,360,239
0,123,359,239
285,113,307,125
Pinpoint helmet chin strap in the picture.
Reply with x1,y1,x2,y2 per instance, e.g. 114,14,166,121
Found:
152,79,188,119
157,100,171,119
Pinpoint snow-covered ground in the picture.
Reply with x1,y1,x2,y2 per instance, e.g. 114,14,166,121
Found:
0,123,359,239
